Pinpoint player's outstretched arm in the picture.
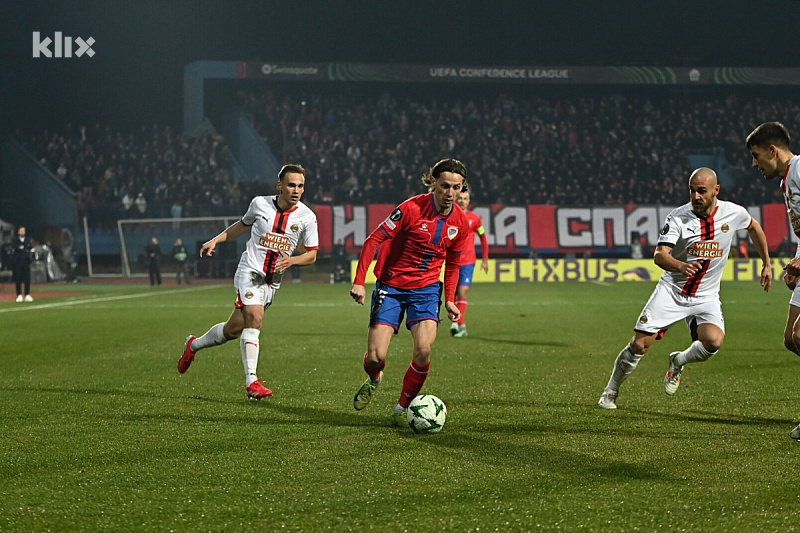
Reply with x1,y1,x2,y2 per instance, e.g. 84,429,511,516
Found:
200,220,248,257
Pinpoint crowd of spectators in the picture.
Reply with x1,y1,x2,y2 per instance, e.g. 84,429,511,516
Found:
16,123,261,226
241,85,799,207
20,86,800,227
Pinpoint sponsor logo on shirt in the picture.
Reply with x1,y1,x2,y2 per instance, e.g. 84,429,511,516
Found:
689,241,723,258
258,233,292,252
790,210,800,235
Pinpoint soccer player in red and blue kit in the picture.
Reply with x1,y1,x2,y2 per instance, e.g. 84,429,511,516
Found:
349,158,471,426
450,189,489,338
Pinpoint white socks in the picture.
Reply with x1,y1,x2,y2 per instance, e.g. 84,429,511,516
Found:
191,323,227,352
240,328,261,386
605,345,644,393
674,340,716,366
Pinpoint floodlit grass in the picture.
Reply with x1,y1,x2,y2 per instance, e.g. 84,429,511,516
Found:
1,280,799,531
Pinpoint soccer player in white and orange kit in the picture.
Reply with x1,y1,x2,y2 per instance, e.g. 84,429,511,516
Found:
177,164,319,399
598,167,772,410
449,190,489,338
746,122,800,440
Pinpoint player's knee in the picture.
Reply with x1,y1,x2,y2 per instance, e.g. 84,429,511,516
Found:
365,349,386,365
412,347,432,365
628,339,650,356
701,338,723,354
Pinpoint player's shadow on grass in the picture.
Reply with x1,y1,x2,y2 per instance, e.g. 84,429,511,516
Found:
415,431,678,482
262,401,407,428
1,385,170,400
275,331,364,339
183,394,402,428
624,407,788,428
460,336,568,347
1,385,386,428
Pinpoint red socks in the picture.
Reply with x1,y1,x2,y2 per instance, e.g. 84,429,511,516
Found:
455,298,468,326
398,360,430,408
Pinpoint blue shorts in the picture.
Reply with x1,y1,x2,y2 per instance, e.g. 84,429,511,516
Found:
370,280,443,333
458,263,475,287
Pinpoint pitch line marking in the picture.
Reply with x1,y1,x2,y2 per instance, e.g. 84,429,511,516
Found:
0,285,217,314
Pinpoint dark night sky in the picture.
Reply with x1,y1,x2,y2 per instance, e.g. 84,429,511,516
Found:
2,0,799,133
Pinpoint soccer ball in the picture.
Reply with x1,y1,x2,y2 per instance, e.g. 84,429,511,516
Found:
406,394,447,433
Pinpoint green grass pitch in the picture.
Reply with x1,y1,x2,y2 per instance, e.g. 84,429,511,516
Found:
1,280,799,531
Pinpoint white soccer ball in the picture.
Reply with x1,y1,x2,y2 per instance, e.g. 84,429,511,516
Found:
406,394,447,433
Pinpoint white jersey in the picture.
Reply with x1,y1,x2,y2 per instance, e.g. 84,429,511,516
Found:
781,155,800,307
657,200,752,298
237,196,319,286
782,154,800,237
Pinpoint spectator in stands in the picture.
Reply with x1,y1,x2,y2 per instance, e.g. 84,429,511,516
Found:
331,238,348,283
19,89,800,221
135,192,147,217
172,238,191,285
11,226,34,302
144,237,162,286
121,191,133,213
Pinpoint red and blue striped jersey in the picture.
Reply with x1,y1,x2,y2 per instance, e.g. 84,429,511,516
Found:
354,193,469,301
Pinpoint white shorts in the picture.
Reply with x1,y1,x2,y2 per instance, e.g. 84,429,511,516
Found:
790,247,800,307
790,284,800,308
234,269,278,309
633,280,725,337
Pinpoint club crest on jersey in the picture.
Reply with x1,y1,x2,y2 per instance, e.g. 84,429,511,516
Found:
244,290,254,300
447,226,459,240
290,223,299,233
638,311,651,324
721,223,729,233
